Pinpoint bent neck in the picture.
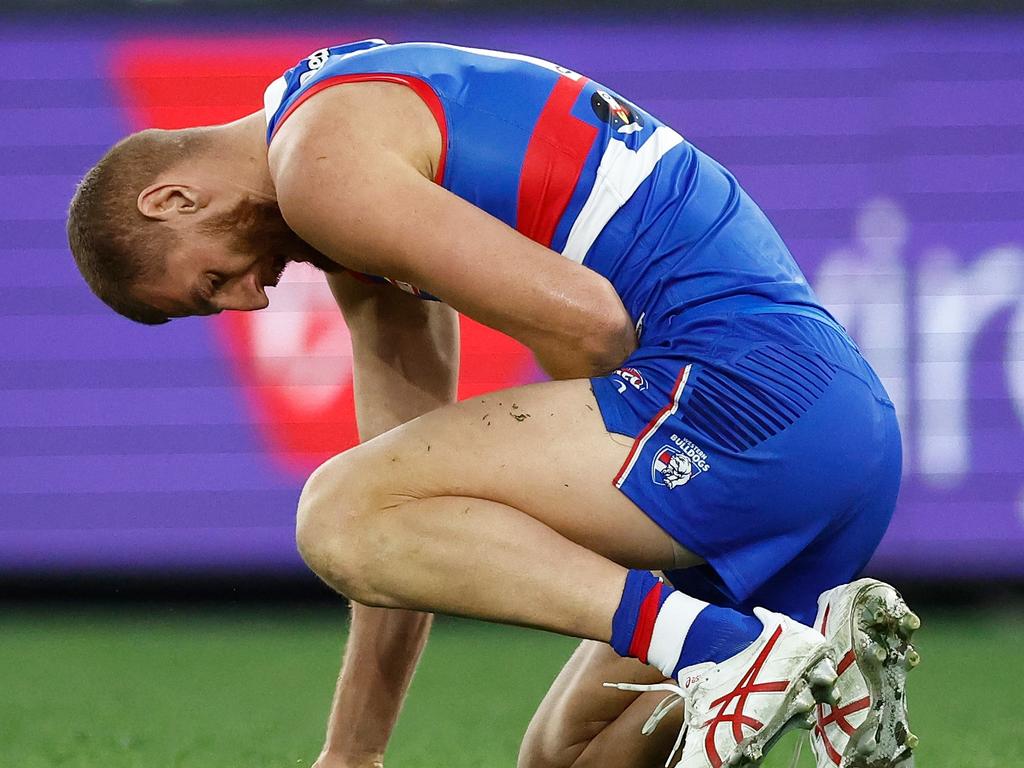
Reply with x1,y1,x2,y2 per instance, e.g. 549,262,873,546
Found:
202,112,277,201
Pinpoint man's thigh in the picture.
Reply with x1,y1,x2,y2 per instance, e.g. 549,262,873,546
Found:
339,378,700,571
519,640,682,768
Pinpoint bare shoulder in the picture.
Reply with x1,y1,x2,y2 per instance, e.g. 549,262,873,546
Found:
267,81,441,190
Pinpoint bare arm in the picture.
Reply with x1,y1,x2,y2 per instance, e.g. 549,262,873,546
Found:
316,272,460,768
269,83,636,381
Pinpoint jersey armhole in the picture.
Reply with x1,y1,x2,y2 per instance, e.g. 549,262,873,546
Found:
267,73,448,184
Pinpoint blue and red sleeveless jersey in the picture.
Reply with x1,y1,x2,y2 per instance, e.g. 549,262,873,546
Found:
264,40,828,339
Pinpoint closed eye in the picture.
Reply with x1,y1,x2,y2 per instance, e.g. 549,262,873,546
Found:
189,280,220,316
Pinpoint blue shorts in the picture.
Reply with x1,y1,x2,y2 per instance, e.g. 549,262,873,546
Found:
591,308,902,625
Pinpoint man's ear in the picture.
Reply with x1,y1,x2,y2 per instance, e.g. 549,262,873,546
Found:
138,183,209,221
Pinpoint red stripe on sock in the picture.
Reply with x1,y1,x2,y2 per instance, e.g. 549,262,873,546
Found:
628,582,663,663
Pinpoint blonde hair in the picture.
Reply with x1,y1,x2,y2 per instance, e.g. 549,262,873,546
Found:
67,128,208,324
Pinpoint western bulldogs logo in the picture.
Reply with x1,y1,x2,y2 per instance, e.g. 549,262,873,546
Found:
651,435,710,489
615,367,648,392
591,89,644,135
652,446,696,488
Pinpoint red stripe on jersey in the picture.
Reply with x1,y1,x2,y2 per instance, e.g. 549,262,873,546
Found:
628,582,663,663
270,73,448,184
516,77,597,247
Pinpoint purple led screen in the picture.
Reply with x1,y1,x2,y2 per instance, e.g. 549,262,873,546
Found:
1,18,1022,578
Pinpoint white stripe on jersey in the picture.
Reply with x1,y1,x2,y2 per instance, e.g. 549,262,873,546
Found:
561,126,684,264
263,76,288,125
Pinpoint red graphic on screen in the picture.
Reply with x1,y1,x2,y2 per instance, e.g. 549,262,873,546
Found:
112,37,540,476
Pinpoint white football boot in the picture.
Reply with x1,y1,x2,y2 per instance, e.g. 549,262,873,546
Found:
808,579,920,768
607,607,838,768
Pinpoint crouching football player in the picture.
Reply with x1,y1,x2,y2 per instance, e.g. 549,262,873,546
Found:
67,40,920,768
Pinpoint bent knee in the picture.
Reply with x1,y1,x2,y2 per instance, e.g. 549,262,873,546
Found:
521,714,672,768
518,727,581,768
296,453,353,556
520,640,668,768
519,707,607,768
295,449,384,597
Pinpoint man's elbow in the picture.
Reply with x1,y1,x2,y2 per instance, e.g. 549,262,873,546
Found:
580,288,637,374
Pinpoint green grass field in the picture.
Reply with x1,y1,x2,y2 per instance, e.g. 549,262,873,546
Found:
1,604,1021,767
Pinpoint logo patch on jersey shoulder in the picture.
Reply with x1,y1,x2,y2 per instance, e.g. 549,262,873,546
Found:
651,435,711,489
615,367,649,392
307,48,330,70
591,90,644,135
299,48,332,86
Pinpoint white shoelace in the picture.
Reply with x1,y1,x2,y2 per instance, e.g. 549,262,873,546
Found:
603,680,693,768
